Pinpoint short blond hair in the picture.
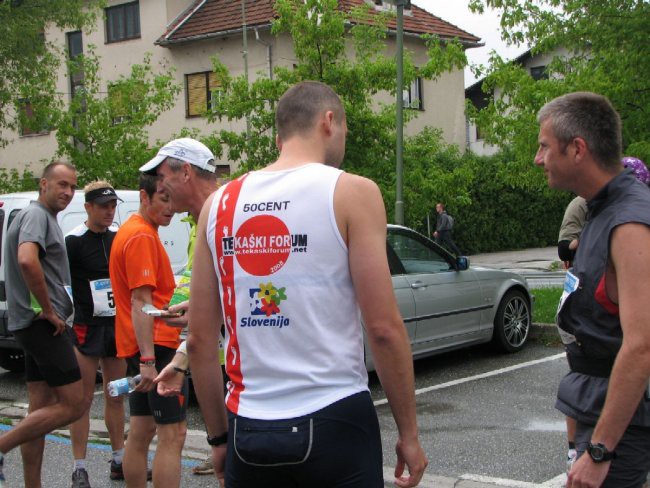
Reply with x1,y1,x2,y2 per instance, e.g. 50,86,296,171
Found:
84,180,114,193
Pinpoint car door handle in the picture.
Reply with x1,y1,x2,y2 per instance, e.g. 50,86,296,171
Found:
411,281,428,290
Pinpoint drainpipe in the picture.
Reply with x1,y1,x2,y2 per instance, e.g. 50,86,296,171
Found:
254,28,273,80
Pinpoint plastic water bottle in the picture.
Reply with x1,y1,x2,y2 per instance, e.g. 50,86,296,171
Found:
107,374,142,397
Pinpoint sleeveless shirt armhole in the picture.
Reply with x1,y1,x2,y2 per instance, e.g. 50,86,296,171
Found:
206,187,221,259
328,170,348,252
594,273,619,315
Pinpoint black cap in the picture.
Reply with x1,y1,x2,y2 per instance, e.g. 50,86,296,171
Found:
85,187,123,204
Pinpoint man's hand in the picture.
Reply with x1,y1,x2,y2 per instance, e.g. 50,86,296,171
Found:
394,436,428,487
566,454,610,488
135,363,157,393
154,362,185,397
212,445,226,487
433,231,438,239
163,300,190,327
39,309,66,336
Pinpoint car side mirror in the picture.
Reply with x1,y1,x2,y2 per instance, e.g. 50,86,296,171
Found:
456,256,469,271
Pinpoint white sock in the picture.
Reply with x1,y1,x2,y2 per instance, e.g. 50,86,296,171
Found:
73,459,86,471
112,448,124,465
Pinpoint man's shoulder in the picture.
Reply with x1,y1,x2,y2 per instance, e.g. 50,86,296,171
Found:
66,223,88,239
336,172,379,193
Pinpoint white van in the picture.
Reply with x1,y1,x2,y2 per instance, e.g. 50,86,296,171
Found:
0,190,191,372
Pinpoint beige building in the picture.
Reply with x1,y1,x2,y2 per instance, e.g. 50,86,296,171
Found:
0,0,480,174
465,47,571,156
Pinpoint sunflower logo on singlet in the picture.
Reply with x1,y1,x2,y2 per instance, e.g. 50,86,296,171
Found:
241,282,290,329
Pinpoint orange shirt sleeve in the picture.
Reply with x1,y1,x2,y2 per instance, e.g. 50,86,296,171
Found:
123,232,160,292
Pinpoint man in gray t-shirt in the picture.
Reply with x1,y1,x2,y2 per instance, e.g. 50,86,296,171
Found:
0,162,88,488
6,201,73,331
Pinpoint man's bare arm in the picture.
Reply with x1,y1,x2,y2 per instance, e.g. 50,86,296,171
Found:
593,223,650,443
17,241,65,334
187,194,228,483
568,223,650,486
131,286,157,391
335,173,427,487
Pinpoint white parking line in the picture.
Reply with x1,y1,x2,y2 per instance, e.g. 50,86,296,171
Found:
459,473,539,487
373,352,566,407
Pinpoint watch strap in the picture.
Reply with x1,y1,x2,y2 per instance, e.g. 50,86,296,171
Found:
207,432,228,446
587,442,616,462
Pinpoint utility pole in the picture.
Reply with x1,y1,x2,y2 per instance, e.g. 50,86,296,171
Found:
394,0,407,225
242,0,250,140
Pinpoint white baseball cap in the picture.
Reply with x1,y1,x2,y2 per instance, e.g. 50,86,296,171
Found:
139,138,216,174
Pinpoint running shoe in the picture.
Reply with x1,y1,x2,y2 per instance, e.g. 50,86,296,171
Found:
192,456,215,475
109,460,152,481
71,468,91,488
566,448,577,474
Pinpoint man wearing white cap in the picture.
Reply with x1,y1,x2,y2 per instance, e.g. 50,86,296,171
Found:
141,138,227,476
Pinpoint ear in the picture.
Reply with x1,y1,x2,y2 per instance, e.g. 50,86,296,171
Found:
84,201,92,213
322,110,335,135
139,188,149,205
572,137,589,163
39,178,48,192
183,162,192,181
275,134,282,151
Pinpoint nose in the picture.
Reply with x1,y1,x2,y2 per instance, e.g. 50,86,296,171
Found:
534,148,543,166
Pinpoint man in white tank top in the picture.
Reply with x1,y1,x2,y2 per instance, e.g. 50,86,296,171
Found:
187,81,427,488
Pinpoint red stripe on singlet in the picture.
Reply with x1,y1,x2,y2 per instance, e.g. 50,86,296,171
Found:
215,174,248,413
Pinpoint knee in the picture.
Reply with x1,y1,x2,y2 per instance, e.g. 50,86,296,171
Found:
60,386,91,421
128,422,157,448
104,393,124,410
157,422,187,449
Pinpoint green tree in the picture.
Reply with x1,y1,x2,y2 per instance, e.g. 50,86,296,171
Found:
0,0,100,145
206,0,468,224
55,50,180,188
467,0,650,171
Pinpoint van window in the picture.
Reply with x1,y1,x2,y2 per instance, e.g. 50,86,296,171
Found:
7,209,20,230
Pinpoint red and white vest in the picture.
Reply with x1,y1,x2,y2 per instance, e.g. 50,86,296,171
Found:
207,163,369,419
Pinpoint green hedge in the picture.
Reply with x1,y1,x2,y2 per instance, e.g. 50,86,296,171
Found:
397,143,572,255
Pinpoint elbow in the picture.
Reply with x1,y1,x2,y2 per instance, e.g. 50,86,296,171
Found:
366,317,408,348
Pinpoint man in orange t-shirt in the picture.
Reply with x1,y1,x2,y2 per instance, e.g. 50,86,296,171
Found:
109,174,187,488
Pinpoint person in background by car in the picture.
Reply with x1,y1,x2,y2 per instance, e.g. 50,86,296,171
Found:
65,181,131,487
433,202,461,256
0,162,87,488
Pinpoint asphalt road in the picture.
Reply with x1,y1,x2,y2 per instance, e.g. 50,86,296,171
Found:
0,340,570,487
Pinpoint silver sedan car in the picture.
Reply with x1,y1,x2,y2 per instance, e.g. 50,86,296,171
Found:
364,225,533,371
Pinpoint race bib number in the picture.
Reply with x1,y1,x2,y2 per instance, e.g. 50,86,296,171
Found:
90,279,116,317
555,270,579,344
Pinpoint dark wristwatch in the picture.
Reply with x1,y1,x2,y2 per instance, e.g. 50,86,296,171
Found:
587,442,616,463
207,432,228,446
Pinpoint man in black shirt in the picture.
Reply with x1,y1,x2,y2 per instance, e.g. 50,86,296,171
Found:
65,181,129,487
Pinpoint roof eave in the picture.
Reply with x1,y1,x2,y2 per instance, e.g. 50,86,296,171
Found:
156,23,274,47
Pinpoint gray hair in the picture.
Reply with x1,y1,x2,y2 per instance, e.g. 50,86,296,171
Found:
537,92,621,170
165,157,216,181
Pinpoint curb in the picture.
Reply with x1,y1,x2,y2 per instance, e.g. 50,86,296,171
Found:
530,322,561,344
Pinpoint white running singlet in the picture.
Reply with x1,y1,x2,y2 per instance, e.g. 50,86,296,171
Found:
207,163,369,419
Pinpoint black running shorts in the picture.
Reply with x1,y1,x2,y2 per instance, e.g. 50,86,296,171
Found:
126,344,188,425
13,319,81,387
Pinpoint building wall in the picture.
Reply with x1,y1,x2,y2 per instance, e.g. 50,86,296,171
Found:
466,47,570,156
0,0,469,174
